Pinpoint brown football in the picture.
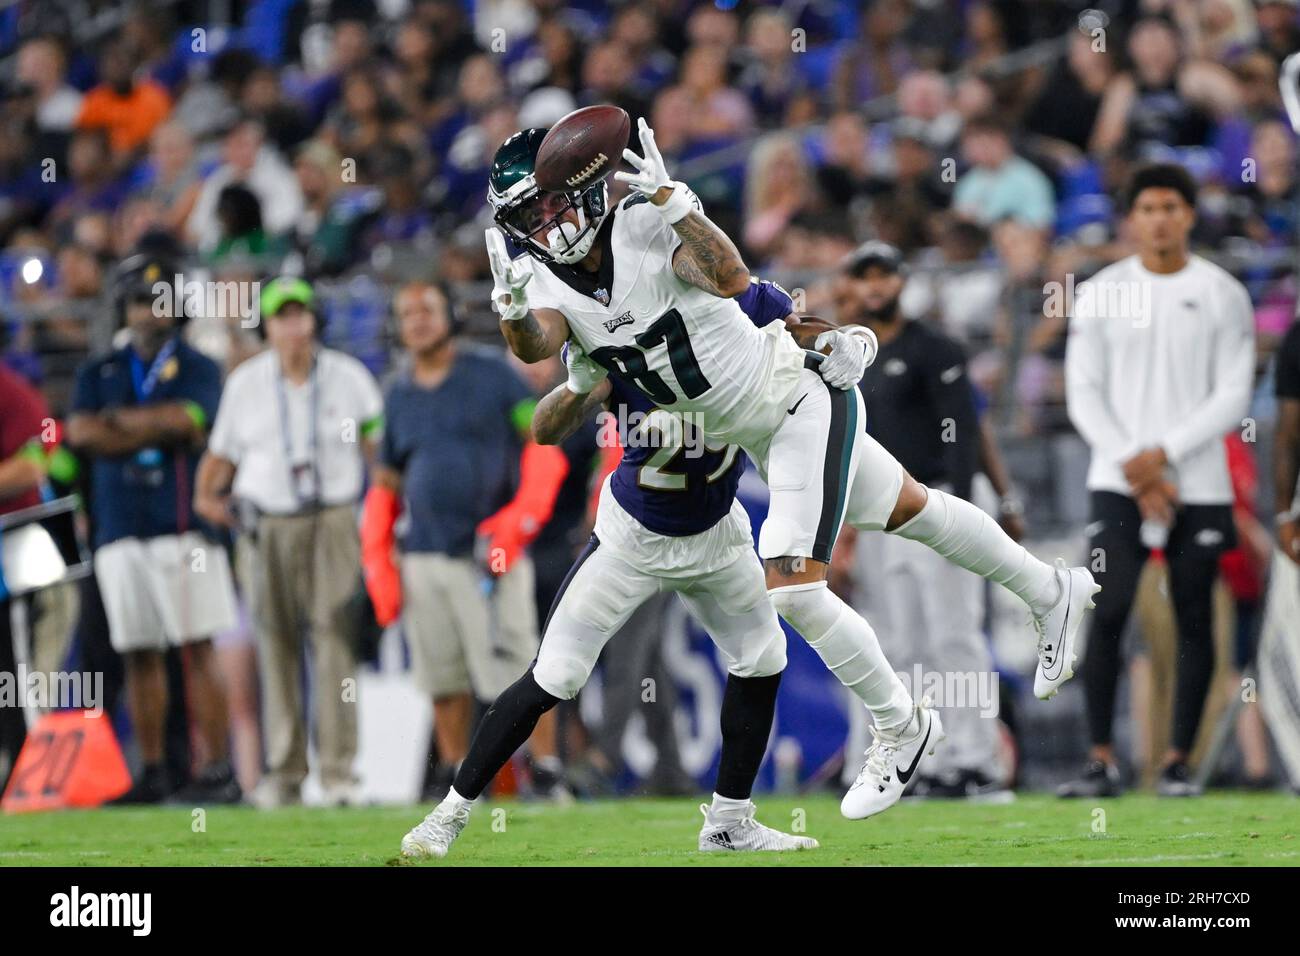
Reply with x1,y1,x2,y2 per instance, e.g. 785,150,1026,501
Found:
534,105,631,192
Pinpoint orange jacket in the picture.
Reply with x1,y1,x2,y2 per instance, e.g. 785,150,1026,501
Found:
76,81,172,153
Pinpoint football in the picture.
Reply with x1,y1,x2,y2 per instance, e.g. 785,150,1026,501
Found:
534,104,631,192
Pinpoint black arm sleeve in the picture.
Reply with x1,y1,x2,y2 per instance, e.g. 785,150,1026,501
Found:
1276,321,1300,400
925,337,980,502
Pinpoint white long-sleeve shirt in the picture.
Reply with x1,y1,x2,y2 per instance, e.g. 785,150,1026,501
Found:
1065,254,1254,504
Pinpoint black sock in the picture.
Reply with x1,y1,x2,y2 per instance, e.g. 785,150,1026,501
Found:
451,670,560,800
714,672,781,800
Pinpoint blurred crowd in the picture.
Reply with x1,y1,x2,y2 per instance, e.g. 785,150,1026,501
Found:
0,0,1296,431
0,0,1298,801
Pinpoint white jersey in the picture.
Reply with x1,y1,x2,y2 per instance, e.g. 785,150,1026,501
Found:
1064,254,1254,504
520,194,806,448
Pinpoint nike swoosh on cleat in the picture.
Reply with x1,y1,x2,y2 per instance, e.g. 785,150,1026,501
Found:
896,718,932,785
1044,576,1073,680
787,393,809,415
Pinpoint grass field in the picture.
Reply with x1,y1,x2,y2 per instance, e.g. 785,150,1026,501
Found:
1,792,1297,866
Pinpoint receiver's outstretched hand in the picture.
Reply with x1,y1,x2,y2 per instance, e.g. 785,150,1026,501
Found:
486,227,532,323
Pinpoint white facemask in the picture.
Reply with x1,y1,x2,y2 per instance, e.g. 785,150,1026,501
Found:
547,214,597,264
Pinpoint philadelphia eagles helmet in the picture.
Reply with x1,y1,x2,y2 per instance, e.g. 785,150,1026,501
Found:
487,128,610,265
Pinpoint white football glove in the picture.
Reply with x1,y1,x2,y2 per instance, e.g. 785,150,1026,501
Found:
563,339,608,395
814,326,878,390
485,227,532,323
614,117,696,224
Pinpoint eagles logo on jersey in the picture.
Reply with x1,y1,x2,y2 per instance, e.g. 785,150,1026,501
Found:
487,128,611,266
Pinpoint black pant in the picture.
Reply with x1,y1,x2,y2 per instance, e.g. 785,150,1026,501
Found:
0,597,26,790
1082,491,1234,754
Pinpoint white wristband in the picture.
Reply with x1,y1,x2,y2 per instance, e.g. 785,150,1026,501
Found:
841,324,878,364
654,183,697,224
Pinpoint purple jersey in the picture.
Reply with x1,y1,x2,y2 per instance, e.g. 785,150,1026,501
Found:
607,279,793,536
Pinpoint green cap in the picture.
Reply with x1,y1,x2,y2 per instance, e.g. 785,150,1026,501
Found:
260,276,315,318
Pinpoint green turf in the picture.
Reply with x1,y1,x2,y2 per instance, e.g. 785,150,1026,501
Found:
1,792,1296,866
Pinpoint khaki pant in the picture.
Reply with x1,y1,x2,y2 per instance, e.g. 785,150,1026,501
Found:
1133,561,1235,788
241,505,359,790
401,552,538,700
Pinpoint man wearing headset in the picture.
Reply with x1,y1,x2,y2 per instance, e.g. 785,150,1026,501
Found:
195,276,383,808
361,280,570,801
67,253,239,805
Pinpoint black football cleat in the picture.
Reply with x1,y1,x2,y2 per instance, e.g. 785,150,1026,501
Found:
1156,761,1203,797
923,768,1015,802
169,760,243,805
1056,759,1123,798
108,764,174,805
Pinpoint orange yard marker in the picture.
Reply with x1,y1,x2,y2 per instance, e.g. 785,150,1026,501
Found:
2,710,131,813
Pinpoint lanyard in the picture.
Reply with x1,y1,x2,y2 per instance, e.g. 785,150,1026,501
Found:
275,351,321,509
128,338,178,402
128,339,178,472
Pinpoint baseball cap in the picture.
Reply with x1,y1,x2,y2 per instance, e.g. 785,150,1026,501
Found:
843,241,905,277
260,276,315,317
116,253,176,300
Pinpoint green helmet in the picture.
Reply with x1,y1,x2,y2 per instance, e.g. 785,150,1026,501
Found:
487,128,609,265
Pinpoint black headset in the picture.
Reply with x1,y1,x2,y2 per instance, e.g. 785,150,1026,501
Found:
112,254,186,329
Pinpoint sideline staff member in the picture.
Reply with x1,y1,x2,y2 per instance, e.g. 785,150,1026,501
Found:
67,254,239,804
362,281,569,799
835,242,1011,798
196,277,383,808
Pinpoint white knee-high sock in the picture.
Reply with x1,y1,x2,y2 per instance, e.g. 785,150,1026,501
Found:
769,581,913,731
892,487,1060,616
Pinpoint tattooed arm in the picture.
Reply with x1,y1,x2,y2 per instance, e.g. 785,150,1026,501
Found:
618,120,749,298
783,314,839,349
532,379,612,445
660,189,751,298
499,306,570,363
486,227,570,362
615,119,747,297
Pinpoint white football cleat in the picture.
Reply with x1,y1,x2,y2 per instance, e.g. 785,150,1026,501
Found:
401,800,471,859
697,802,819,852
841,699,945,820
1033,560,1101,700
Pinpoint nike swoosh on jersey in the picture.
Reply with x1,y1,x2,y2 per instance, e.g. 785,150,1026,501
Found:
787,393,810,415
